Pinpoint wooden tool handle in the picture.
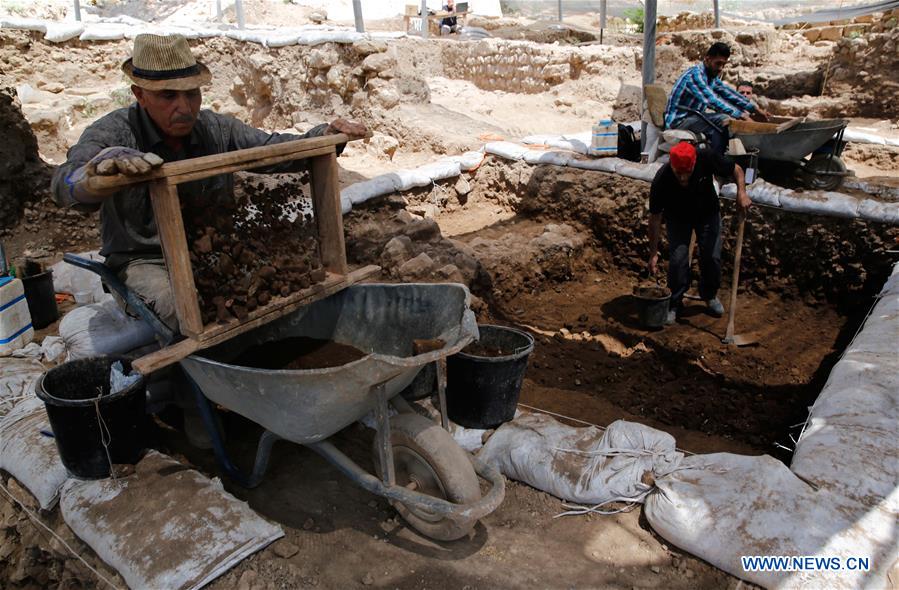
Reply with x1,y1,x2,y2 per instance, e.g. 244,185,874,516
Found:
724,214,746,342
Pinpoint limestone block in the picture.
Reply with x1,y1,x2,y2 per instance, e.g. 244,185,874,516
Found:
818,26,844,41
326,65,349,90
842,24,868,37
352,39,387,56
398,253,435,280
381,236,414,270
802,29,821,43
307,48,340,69
361,52,397,73
365,133,399,160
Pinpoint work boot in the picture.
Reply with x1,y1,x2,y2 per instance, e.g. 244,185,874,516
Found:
706,297,725,317
664,309,678,325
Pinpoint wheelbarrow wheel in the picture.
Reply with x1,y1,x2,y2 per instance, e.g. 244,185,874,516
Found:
802,154,846,191
374,413,480,541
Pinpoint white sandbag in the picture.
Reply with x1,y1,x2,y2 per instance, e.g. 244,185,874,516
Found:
856,198,899,225
522,150,573,166
614,161,661,182
0,357,45,418
720,179,783,208
416,160,462,182
392,169,432,191
843,127,899,147
296,30,364,45
263,32,301,47
59,296,156,361
523,132,592,155
484,141,530,161
50,251,105,303
61,451,283,590
778,190,860,219
0,397,69,510
0,17,47,32
79,25,128,41
340,174,397,207
452,150,486,171
478,414,683,506
568,157,620,173
645,452,898,590
44,22,85,43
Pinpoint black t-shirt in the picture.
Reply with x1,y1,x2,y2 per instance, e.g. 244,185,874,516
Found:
649,149,735,223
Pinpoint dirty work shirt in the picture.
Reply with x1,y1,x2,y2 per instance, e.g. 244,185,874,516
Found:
51,103,331,272
648,149,735,224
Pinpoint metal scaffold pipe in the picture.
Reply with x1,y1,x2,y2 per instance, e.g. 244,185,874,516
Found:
558,0,563,21
73,0,81,21
420,0,429,38
641,0,657,151
353,0,365,32
235,0,246,29
713,0,720,28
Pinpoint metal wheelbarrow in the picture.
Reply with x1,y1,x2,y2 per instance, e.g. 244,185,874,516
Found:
62,255,505,541
732,118,850,191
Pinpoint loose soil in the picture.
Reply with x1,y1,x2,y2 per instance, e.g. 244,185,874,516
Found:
232,337,367,371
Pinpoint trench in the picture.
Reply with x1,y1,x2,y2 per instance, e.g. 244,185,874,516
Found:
346,158,898,461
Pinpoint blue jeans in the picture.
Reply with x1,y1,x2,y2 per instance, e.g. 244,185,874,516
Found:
666,211,722,310
672,113,729,154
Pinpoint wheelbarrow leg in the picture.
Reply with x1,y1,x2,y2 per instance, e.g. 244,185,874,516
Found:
435,358,450,432
188,375,280,488
374,382,395,487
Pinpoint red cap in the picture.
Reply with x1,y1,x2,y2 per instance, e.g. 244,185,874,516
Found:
669,141,697,174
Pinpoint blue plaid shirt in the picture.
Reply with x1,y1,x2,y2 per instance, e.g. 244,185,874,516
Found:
664,64,755,129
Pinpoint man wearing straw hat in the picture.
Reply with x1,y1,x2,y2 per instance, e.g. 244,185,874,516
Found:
51,33,367,333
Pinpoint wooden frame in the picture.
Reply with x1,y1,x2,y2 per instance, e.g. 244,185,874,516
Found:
92,134,380,373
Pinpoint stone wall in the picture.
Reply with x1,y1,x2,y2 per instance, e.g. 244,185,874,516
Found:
436,39,636,94
0,86,50,229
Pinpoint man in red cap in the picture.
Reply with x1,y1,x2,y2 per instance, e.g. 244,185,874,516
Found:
647,141,751,324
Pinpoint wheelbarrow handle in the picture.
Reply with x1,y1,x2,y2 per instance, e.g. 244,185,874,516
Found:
62,253,177,345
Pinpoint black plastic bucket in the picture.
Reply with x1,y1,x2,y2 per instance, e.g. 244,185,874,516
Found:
634,285,670,329
35,357,147,479
446,325,534,429
22,270,58,329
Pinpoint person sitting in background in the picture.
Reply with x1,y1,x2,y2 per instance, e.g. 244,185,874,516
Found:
736,80,755,100
664,42,770,154
441,0,460,35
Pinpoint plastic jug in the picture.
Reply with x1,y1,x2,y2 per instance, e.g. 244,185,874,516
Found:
591,119,618,157
0,276,34,355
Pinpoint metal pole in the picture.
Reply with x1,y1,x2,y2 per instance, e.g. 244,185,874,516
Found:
234,0,245,29
214,0,222,21
73,0,81,21
600,0,607,44
641,0,657,151
353,0,365,32
713,0,720,28
558,0,563,21
420,0,428,38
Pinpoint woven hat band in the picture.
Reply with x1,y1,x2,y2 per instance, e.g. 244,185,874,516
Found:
131,63,201,81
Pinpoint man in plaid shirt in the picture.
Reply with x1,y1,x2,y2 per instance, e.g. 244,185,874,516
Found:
664,42,769,153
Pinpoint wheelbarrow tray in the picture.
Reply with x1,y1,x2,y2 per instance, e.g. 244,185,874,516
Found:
734,118,848,163
179,283,478,445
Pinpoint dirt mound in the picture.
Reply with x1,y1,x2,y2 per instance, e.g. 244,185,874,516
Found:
0,86,52,229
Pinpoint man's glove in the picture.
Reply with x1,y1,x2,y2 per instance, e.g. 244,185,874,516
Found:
66,147,163,201
86,146,164,177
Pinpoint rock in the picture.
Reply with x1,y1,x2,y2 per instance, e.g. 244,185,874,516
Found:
307,48,339,69
365,133,399,160
381,235,414,269
398,252,435,280
409,203,439,219
454,176,471,196
352,39,387,56
435,264,466,284
395,209,420,224
309,11,327,23
361,572,375,585
272,540,299,559
366,78,400,110
361,52,397,74
302,518,315,530
41,82,65,94
402,218,441,242
650,565,661,574
818,26,844,41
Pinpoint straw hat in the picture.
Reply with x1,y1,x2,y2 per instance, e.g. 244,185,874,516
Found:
122,33,211,91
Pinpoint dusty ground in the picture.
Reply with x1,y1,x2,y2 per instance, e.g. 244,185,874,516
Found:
1,2,898,589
